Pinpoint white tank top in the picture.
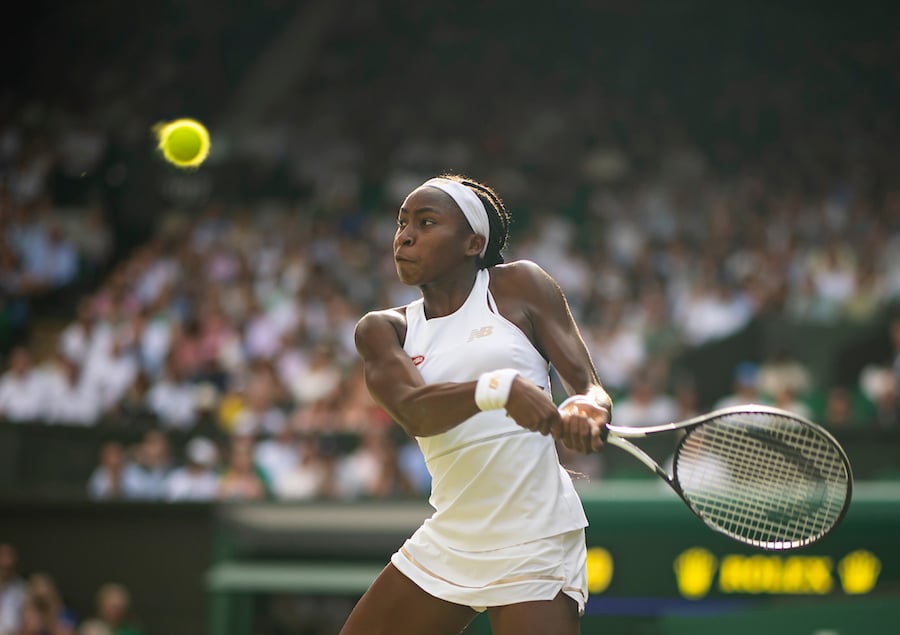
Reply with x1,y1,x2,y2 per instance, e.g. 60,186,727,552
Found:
403,268,588,551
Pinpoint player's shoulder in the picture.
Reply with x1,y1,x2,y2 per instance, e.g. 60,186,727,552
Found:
356,306,407,330
489,259,558,295
355,306,408,344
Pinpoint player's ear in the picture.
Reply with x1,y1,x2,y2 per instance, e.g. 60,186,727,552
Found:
465,233,486,258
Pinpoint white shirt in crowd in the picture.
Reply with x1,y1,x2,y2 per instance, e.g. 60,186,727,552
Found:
0,371,45,422
165,467,220,501
146,378,198,429
86,463,147,500
254,437,299,486
275,462,327,500
611,393,680,428
81,350,137,412
0,574,27,635
39,367,101,426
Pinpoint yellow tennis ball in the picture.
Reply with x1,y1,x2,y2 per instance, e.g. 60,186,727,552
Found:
154,118,211,168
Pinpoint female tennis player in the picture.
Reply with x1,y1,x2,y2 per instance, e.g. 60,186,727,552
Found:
340,175,612,635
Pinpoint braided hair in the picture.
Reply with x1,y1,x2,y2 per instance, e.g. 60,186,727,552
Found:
438,173,511,268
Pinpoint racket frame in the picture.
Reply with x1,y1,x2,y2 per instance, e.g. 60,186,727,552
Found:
601,404,854,550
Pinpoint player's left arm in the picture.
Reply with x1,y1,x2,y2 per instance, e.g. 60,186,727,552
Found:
500,260,612,452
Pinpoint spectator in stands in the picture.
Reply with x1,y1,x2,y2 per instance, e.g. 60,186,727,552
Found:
714,362,769,410
144,355,198,430
585,304,646,394
807,238,857,318
229,361,287,437
674,271,754,347
610,369,678,428
27,221,79,291
217,435,271,500
273,435,329,500
253,419,298,489
671,374,700,421
42,354,101,426
822,386,861,430
58,299,105,368
857,315,900,429
127,429,173,500
242,298,283,362
86,441,142,501
24,573,76,635
756,349,813,404
80,338,138,420
14,598,46,635
843,257,886,322
860,364,898,429
639,284,683,368
164,436,221,501
335,428,416,500
0,346,44,422
68,201,113,278
771,385,813,419
114,372,154,423
331,360,392,433
126,309,171,382
91,583,143,635
76,620,111,635
278,342,343,409
168,316,216,384
0,543,27,635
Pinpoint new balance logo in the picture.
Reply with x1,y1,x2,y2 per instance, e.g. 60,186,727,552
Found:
467,326,493,342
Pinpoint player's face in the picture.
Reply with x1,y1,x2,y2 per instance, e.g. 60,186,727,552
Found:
393,186,476,285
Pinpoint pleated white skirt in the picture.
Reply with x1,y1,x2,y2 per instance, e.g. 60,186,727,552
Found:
391,526,587,614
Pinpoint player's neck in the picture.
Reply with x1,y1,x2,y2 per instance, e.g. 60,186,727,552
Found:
420,269,479,319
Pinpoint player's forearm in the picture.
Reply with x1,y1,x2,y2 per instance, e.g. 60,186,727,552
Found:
385,381,482,437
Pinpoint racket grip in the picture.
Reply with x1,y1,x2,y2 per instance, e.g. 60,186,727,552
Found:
559,395,611,450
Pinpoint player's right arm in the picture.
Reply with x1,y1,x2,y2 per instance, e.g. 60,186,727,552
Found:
354,309,479,437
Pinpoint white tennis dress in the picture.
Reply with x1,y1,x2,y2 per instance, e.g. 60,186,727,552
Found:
391,268,589,612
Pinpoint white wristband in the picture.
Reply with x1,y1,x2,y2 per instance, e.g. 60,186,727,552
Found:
475,369,520,411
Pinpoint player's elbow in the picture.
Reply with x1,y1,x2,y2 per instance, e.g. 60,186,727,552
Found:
391,404,433,438
389,393,447,438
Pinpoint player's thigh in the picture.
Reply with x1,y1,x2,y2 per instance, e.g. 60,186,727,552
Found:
487,591,580,635
340,563,477,635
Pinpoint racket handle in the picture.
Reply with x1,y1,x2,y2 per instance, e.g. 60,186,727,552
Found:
559,395,611,449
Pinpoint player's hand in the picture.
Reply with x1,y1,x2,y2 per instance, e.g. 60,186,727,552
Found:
504,376,563,437
557,395,610,453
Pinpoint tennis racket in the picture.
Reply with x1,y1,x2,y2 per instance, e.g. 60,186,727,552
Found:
600,404,853,550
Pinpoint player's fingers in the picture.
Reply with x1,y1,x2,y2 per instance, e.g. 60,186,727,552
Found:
561,399,610,428
583,420,597,454
564,416,592,454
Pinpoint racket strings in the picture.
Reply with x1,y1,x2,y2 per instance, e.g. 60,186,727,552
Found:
674,413,850,549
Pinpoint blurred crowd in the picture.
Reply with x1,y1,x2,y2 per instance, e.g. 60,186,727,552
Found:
2,0,899,503
0,543,143,635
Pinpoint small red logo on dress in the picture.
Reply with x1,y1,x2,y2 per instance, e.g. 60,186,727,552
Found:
411,355,425,366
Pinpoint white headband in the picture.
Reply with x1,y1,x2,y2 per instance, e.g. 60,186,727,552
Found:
421,177,490,258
